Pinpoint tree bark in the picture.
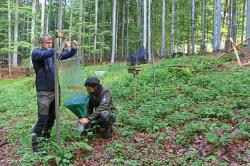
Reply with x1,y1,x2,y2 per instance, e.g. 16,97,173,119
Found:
111,0,117,64
100,0,106,62
201,0,206,55
191,0,195,54
46,0,51,34
69,0,73,40
148,0,151,60
41,0,45,35
224,0,232,52
213,0,221,52
126,0,130,58
241,1,245,42
246,0,250,51
13,0,19,67
143,0,147,50
171,0,175,56
78,0,83,58
161,0,166,57
94,0,98,64
217,0,221,51
121,2,125,59
231,0,237,42
30,0,36,69
8,0,12,76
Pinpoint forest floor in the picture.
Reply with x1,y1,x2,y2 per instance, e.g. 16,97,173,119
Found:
0,55,250,165
0,130,20,166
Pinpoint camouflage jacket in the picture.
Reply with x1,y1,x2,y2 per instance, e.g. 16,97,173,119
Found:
84,85,116,120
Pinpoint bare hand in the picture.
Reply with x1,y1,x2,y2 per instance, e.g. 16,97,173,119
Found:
64,40,71,49
71,40,78,49
79,118,89,125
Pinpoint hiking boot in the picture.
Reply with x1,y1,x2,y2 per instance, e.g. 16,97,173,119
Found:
43,130,51,139
101,125,112,139
33,146,45,153
81,130,88,137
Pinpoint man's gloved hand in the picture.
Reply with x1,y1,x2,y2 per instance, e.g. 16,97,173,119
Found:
79,118,89,126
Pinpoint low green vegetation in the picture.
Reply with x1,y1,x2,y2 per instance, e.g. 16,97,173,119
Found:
0,56,249,165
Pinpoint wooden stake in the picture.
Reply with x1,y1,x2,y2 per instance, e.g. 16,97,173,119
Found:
134,73,136,103
152,53,156,100
235,46,250,59
229,37,242,67
217,36,250,60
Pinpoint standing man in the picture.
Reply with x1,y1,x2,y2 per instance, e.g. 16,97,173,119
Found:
79,77,116,139
31,34,78,152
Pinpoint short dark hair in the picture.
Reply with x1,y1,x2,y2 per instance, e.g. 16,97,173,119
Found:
39,34,53,44
84,77,100,87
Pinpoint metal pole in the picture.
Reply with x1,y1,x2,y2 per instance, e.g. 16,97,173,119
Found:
54,36,61,144
54,0,63,145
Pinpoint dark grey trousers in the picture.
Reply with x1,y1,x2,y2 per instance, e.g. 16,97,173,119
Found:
32,91,55,147
84,110,115,129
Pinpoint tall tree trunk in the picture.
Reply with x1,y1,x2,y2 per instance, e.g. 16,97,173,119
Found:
115,4,119,59
69,0,73,40
8,0,12,76
182,1,185,53
41,0,45,35
30,0,36,69
126,0,130,58
246,0,250,51
13,0,19,67
231,0,237,42
241,1,246,42
82,1,85,59
161,0,166,57
46,0,51,34
136,0,142,48
94,0,98,64
191,0,195,54
213,0,221,52
100,0,106,62
143,0,147,51
171,0,175,56
201,0,206,55
217,0,221,51
58,0,63,31
187,0,191,54
224,0,232,52
121,2,125,59
213,0,217,52
176,0,180,51
222,0,228,27
148,0,151,60
111,0,117,64
78,1,83,58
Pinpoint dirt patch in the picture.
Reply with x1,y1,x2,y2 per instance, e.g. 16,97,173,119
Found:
0,130,20,166
0,67,33,79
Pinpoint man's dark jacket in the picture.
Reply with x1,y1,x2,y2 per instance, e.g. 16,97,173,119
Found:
32,48,77,91
84,86,116,120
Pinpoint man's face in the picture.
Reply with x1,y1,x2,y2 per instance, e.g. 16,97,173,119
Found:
86,86,97,95
41,38,53,50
